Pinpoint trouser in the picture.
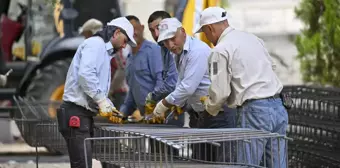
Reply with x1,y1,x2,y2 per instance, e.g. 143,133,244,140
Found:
110,91,127,110
57,101,95,168
165,110,185,127
237,97,288,168
187,107,237,162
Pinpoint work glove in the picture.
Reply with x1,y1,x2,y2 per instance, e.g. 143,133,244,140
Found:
144,97,163,124
145,92,156,104
200,96,219,116
200,96,208,105
108,108,126,124
0,75,7,87
170,106,184,120
153,100,169,117
97,98,115,117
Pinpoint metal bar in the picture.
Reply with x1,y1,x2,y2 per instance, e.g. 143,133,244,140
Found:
84,136,143,168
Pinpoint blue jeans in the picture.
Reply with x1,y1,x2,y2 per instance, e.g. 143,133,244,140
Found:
187,107,237,162
237,98,288,168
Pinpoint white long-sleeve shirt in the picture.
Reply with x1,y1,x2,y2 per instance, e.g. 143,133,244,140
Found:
206,27,283,115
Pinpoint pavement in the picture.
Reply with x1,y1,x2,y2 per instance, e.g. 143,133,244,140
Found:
0,143,103,168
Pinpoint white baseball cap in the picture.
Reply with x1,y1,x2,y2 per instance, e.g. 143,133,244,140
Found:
194,7,228,34
157,18,182,43
107,17,137,47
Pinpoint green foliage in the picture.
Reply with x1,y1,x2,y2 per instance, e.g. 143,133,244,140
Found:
295,0,340,86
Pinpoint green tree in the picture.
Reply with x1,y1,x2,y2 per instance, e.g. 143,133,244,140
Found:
295,0,340,87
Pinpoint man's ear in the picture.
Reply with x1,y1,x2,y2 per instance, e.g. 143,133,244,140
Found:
140,24,145,31
180,27,186,34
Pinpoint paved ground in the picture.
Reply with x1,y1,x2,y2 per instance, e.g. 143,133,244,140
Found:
0,143,103,168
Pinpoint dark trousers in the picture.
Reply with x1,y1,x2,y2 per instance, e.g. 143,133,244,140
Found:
188,106,237,162
57,101,95,168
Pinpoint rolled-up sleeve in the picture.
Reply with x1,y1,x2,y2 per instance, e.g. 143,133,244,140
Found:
206,51,232,114
152,51,178,101
165,49,209,107
78,39,106,103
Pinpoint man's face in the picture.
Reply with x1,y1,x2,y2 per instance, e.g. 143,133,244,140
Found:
129,19,144,45
110,29,128,51
202,25,218,46
163,28,186,55
148,18,162,42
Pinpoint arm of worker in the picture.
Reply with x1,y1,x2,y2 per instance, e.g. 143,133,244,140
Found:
165,49,209,107
119,89,137,116
257,37,276,71
205,51,232,116
78,39,107,103
150,49,178,102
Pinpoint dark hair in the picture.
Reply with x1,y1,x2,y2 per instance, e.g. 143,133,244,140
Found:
126,15,140,23
92,25,119,43
93,25,130,44
148,11,171,23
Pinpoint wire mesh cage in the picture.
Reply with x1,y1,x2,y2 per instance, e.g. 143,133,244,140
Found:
282,85,340,98
12,96,68,154
87,126,289,168
282,86,340,167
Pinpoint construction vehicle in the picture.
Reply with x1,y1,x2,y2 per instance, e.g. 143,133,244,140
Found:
0,0,124,119
0,0,222,153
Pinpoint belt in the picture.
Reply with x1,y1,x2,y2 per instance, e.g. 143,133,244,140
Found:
241,93,281,106
61,101,96,117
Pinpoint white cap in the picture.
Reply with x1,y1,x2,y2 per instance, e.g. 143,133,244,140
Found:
157,18,182,43
79,18,103,34
107,17,137,47
194,7,228,34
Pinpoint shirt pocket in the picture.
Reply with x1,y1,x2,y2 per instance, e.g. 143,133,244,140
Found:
135,59,149,75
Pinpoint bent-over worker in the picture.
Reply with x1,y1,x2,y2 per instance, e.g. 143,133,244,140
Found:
153,18,231,161
57,17,136,168
197,7,289,167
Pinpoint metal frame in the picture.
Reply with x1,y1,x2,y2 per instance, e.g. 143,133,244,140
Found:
86,126,290,168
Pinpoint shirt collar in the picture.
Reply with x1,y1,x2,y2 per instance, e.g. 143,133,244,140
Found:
183,35,191,54
105,41,115,55
217,26,235,44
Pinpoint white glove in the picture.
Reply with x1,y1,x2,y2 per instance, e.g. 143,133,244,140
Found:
97,98,115,115
0,75,7,87
153,100,169,116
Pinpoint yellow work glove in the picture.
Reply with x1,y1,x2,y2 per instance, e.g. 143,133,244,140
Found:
97,98,115,117
108,108,125,124
200,96,208,105
144,102,165,124
169,106,184,120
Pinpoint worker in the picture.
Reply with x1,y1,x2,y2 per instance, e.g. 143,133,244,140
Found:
196,7,289,167
147,11,183,126
57,17,136,168
78,18,103,39
153,17,230,161
113,15,169,122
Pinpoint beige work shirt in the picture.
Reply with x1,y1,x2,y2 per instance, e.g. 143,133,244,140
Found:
206,27,283,116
